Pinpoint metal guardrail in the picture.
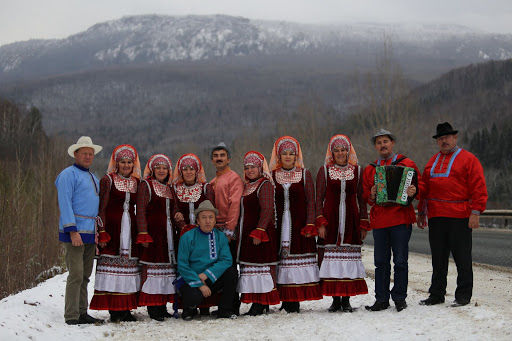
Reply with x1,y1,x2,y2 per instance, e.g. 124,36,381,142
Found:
406,209,512,228
407,209,512,218
480,210,512,219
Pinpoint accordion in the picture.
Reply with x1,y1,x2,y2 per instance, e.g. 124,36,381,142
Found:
374,165,417,206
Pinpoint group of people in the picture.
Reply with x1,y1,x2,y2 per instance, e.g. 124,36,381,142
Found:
56,121,487,325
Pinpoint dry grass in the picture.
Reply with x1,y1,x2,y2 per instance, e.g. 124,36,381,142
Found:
0,102,68,298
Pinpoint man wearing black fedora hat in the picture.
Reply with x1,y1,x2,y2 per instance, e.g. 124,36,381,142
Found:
417,122,487,307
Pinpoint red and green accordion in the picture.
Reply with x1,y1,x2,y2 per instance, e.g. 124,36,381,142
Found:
374,166,417,206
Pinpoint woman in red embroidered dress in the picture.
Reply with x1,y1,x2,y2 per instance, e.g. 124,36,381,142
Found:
270,136,322,313
90,144,141,322
136,154,182,321
172,153,216,315
236,151,280,316
315,134,369,312
172,153,214,237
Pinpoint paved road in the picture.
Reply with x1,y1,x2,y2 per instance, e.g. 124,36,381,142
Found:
364,227,512,268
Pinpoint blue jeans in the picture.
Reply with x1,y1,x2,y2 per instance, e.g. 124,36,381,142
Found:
373,224,412,302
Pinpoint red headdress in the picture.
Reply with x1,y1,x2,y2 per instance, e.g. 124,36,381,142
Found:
269,136,304,171
172,153,207,185
243,151,272,183
106,144,141,179
143,154,173,184
324,134,358,166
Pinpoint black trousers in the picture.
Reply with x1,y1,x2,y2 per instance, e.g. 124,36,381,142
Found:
428,217,473,302
180,267,238,313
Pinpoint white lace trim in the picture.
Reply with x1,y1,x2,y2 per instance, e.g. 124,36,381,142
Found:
141,265,176,295
175,183,202,202
94,257,141,293
152,179,173,198
112,173,138,193
328,164,355,181
275,168,302,184
237,265,274,294
319,245,366,279
277,255,320,284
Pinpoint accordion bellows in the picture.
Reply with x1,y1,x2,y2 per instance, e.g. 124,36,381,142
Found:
375,166,417,206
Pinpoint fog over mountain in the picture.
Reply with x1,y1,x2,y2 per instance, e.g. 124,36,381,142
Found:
1,14,512,83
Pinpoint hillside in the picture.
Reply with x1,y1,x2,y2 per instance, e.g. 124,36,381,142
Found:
2,14,512,83
342,59,512,206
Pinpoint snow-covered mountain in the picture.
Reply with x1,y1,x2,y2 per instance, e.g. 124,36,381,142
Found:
1,14,512,82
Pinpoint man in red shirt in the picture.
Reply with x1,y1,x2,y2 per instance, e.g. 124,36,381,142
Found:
209,142,244,315
362,129,420,312
209,143,244,250
418,122,487,307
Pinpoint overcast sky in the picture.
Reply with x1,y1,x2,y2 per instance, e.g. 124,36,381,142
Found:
1,0,512,46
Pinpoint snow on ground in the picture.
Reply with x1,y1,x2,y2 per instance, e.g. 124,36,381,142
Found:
1,246,511,341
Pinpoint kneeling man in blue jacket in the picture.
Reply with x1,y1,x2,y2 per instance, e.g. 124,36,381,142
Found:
177,200,238,320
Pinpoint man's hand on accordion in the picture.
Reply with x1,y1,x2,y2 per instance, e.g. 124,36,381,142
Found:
370,185,377,202
406,185,417,197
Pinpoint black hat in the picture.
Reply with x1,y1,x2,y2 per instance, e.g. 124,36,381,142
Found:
433,122,458,139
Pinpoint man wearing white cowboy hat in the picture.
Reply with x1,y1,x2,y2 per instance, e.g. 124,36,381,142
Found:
55,136,104,325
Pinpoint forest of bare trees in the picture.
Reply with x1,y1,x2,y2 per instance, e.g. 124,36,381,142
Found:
0,100,68,298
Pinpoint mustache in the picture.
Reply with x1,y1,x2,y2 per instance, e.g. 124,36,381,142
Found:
216,160,224,163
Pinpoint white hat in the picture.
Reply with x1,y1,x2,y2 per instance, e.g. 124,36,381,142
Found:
67,136,103,157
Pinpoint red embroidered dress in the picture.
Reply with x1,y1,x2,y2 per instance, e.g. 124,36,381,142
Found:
273,168,323,302
89,173,140,311
173,153,214,236
174,182,214,233
316,163,369,296
236,177,280,305
136,178,179,306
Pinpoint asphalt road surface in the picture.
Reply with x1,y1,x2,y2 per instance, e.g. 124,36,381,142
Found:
364,227,512,268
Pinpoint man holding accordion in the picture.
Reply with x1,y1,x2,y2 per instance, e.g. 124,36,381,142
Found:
362,129,420,312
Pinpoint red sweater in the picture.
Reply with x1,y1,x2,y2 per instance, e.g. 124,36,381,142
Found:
362,154,420,229
418,148,487,219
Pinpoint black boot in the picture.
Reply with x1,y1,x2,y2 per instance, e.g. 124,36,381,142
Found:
365,301,390,312
244,303,269,316
395,300,407,312
199,307,210,316
147,306,164,321
451,299,470,307
120,311,137,322
182,307,198,321
328,296,341,312
109,310,122,323
78,313,104,324
159,306,173,318
419,296,445,306
280,301,299,313
233,295,241,316
341,296,353,312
